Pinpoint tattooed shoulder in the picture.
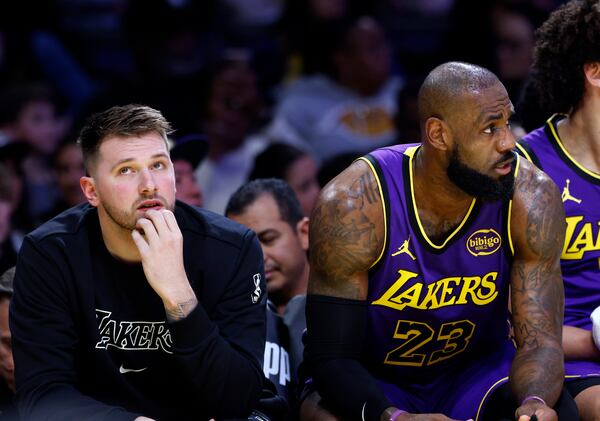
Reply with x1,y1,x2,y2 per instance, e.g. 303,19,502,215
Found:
308,159,384,298
511,160,565,259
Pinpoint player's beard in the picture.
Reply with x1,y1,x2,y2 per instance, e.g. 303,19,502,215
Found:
102,195,174,231
446,146,515,202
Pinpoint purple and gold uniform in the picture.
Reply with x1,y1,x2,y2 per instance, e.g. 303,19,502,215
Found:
518,114,600,379
361,144,517,420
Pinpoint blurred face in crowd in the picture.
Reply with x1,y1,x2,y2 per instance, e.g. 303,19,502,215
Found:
337,17,391,94
284,154,320,216
228,194,309,304
493,9,534,82
0,296,14,392
173,159,203,207
56,143,86,207
16,101,63,155
206,63,261,151
81,133,176,231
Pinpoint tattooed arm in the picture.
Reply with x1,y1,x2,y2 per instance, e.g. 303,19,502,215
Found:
509,160,566,419
308,159,383,299
304,160,398,421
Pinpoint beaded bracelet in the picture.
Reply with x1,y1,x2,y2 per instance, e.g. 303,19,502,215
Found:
521,395,546,407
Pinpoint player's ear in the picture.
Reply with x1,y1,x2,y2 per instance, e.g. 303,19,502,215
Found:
424,116,450,151
296,217,309,251
583,62,600,88
80,176,99,207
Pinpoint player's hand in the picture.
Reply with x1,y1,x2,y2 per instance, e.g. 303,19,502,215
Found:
132,209,197,319
590,305,600,350
515,402,557,421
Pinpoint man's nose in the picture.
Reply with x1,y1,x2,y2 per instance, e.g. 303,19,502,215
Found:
139,169,157,194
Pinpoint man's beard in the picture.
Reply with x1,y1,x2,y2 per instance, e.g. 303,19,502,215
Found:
446,146,515,202
102,195,173,231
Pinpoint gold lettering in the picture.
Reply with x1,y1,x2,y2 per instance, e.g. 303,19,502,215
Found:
474,272,498,305
418,282,442,309
455,277,481,305
373,271,501,311
372,270,420,311
565,221,594,260
437,277,460,307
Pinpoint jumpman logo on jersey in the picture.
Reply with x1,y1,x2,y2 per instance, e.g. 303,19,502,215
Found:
561,179,582,204
392,236,416,260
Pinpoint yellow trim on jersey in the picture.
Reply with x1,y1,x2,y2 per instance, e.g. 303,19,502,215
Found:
507,154,520,257
357,157,387,269
507,200,515,256
547,114,600,180
514,142,533,163
407,147,477,249
475,376,509,421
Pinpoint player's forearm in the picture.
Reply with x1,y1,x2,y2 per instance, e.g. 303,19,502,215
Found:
509,342,564,406
562,325,600,360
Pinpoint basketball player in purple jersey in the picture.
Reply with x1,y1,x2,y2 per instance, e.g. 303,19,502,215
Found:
303,62,570,421
516,1,600,419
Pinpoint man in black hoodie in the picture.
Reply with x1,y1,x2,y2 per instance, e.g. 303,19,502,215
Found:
10,104,267,420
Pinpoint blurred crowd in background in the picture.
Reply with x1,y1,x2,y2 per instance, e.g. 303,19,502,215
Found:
0,0,566,276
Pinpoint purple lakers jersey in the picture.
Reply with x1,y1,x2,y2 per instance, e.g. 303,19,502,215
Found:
519,115,600,330
359,144,517,418
518,115,600,380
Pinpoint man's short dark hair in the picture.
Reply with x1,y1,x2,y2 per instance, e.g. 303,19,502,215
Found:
225,178,304,228
418,62,500,126
247,143,307,182
77,104,173,172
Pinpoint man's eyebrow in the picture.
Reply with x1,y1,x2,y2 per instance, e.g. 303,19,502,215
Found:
478,106,515,125
110,153,169,172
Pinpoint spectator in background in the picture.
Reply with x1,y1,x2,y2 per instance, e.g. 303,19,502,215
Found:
226,179,309,410
268,15,402,161
0,266,16,420
0,143,27,249
248,143,320,216
280,0,372,80
170,135,207,208
0,167,17,275
0,84,68,228
490,1,544,111
42,139,86,221
195,57,268,214
316,151,362,188
394,76,423,144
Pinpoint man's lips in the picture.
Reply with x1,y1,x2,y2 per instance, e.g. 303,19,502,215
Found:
136,199,164,210
494,153,515,175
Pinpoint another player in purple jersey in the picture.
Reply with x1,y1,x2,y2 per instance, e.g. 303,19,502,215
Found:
302,62,572,421
516,1,600,419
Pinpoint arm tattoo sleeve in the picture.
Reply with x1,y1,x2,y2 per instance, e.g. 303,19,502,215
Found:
509,169,566,406
308,164,383,299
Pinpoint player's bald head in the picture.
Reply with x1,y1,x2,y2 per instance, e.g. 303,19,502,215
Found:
418,62,501,125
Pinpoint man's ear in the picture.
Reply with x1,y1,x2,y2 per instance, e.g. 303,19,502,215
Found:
583,62,600,89
424,116,451,151
80,176,99,207
296,217,309,251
